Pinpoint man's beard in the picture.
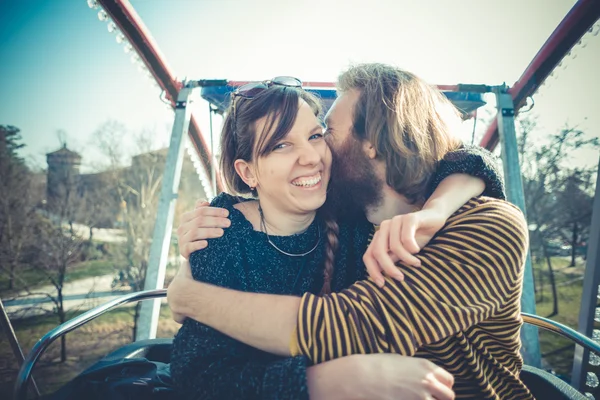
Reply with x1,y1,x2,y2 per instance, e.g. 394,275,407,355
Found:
323,135,383,220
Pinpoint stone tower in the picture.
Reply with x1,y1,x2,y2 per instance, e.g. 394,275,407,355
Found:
46,145,82,209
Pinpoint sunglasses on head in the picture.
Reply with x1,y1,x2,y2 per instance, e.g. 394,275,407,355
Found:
230,76,303,142
233,76,303,99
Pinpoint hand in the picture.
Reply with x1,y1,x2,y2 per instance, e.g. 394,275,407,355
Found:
308,354,454,400
359,354,454,400
167,260,194,324
177,200,231,259
363,208,448,287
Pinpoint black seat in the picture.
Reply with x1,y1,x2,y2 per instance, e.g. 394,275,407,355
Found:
520,365,587,400
94,339,588,400
101,338,173,363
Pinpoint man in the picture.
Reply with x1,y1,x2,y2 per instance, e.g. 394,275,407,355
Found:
169,63,531,399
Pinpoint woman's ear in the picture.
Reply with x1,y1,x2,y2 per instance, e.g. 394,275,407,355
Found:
234,159,257,189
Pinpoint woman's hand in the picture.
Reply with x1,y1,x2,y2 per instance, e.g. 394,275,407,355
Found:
177,200,231,259
363,208,448,287
307,354,454,400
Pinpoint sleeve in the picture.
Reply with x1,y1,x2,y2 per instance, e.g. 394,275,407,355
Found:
171,231,310,400
427,145,506,200
292,200,528,364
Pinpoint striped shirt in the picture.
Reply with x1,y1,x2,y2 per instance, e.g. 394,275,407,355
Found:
290,197,534,399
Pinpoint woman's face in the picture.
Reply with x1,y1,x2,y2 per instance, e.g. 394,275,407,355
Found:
248,99,332,216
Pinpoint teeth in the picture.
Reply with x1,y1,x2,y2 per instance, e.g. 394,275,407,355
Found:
292,173,321,187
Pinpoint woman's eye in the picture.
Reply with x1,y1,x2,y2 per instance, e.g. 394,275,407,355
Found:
309,133,324,140
273,143,288,151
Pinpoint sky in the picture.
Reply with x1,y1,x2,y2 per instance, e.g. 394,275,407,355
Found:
0,0,599,173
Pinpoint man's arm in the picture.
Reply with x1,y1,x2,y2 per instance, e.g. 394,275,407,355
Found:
168,265,299,355
169,198,528,358
295,198,528,362
365,172,486,285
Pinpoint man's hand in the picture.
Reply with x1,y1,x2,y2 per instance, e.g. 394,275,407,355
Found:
167,260,194,324
364,208,447,287
308,354,454,400
177,200,231,259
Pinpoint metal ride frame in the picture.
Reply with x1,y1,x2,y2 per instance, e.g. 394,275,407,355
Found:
4,0,600,397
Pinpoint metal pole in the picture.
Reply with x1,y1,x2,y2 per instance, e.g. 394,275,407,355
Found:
572,157,600,391
208,104,217,197
494,86,542,367
135,85,196,341
0,299,40,398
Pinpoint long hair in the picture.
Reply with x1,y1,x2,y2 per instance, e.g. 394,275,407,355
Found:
219,85,338,294
337,63,463,204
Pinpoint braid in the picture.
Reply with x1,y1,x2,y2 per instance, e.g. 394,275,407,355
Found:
319,210,339,295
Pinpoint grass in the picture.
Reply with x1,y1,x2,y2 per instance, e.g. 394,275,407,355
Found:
0,266,48,295
65,260,119,282
532,256,587,380
0,260,119,299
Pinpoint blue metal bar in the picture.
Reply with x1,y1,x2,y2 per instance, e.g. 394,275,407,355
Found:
14,289,167,400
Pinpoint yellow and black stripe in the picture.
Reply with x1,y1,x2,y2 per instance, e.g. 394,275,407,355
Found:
291,197,533,400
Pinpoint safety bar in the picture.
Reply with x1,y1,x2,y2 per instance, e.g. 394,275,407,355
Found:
14,289,167,400
522,312,600,355
13,291,600,399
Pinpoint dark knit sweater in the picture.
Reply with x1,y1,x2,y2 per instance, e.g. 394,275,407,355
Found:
170,146,505,400
170,193,371,400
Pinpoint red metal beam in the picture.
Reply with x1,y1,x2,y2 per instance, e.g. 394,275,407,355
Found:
98,0,222,192
479,0,600,150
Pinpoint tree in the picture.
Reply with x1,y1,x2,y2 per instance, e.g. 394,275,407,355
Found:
0,126,36,291
0,127,85,361
555,171,595,267
24,216,83,362
76,172,118,242
94,121,163,339
518,116,599,317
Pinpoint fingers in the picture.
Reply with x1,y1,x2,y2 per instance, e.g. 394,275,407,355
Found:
179,206,230,226
373,221,405,282
195,199,209,208
363,234,386,288
399,214,421,254
181,240,208,260
429,377,455,400
432,365,454,388
182,227,225,242
179,226,226,257
429,364,455,400
177,204,231,259
186,215,231,229
389,216,421,267
364,223,404,286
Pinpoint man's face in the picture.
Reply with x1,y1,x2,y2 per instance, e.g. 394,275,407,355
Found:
323,90,383,215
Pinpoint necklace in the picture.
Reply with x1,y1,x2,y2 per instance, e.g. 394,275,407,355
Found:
258,205,321,257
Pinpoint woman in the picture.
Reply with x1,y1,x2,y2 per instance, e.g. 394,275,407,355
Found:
170,77,501,399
